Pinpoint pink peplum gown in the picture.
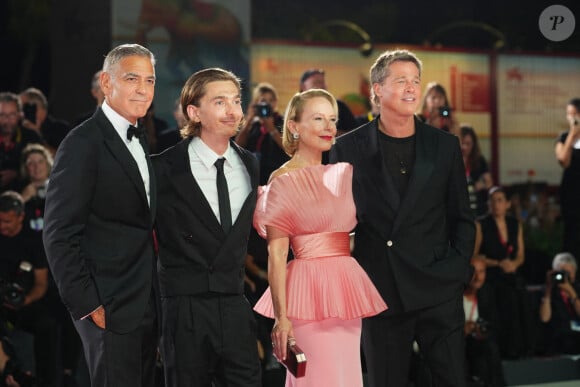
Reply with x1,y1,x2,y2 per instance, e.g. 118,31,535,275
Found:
253,162,387,387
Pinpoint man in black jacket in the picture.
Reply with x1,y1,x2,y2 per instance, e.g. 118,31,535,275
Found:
153,68,261,387
43,44,159,387
330,49,475,387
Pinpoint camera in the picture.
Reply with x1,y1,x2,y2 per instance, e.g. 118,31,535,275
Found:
0,261,33,309
254,102,273,118
0,278,25,309
23,103,37,124
1,337,38,387
471,317,490,340
551,270,570,284
438,106,451,118
37,185,47,199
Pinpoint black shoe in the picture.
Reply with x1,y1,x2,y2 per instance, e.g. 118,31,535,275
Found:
62,373,79,387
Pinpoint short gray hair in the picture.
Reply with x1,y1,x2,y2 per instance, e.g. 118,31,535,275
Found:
553,252,577,270
102,44,155,73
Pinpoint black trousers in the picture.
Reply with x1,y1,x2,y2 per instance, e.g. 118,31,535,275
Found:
465,335,506,386
14,303,60,387
362,295,467,387
73,295,158,387
160,294,261,387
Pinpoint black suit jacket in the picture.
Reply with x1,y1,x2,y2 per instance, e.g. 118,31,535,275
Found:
43,108,157,334
330,117,475,314
152,138,259,297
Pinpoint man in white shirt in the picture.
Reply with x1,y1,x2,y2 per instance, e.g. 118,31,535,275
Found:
152,68,261,387
43,44,159,387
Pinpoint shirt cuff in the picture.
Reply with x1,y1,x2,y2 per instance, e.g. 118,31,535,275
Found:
81,305,103,320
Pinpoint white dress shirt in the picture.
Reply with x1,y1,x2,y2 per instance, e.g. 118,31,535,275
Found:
101,101,151,206
188,137,251,227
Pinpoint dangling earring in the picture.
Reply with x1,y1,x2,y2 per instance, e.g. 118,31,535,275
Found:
332,137,336,145
292,132,300,140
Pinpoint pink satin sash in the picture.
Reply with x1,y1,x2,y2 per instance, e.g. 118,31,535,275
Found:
291,232,350,260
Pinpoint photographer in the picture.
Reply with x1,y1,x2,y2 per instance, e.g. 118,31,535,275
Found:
464,256,506,386
0,92,42,193
17,144,52,233
539,252,580,355
235,81,289,185
235,82,289,372
0,191,58,387
0,335,36,387
417,82,460,135
18,88,71,156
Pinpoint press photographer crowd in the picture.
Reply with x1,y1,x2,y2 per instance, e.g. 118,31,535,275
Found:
1,46,580,387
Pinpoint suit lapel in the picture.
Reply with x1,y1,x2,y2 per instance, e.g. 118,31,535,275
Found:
168,139,224,237
231,139,258,190
140,135,156,222
229,140,258,230
392,121,436,233
97,111,150,211
357,120,400,212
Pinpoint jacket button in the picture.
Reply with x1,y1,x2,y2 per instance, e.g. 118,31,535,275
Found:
208,265,214,273
182,233,193,241
387,240,393,247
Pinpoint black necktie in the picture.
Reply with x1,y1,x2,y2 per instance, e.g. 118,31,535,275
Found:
215,158,232,233
127,125,144,141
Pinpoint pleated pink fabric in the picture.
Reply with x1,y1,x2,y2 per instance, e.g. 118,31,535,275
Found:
253,163,387,386
253,162,387,321
286,318,362,387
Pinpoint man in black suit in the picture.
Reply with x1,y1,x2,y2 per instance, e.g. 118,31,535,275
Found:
43,44,159,387
330,49,475,387
153,68,261,387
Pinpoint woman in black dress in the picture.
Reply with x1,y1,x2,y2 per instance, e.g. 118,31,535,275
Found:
460,126,493,217
474,186,534,358
555,97,580,260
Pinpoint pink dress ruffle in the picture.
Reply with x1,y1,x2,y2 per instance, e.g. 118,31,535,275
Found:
253,163,387,321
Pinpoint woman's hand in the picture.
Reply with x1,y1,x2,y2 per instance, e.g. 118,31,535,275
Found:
499,258,517,273
20,183,38,202
464,320,477,336
558,281,577,300
271,316,293,361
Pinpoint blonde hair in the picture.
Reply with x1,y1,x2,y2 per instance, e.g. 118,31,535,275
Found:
281,89,338,156
20,143,53,180
251,82,278,105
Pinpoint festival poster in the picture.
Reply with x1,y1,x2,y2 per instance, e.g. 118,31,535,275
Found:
497,54,580,184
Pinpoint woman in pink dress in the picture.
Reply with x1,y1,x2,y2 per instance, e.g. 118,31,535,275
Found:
253,89,387,386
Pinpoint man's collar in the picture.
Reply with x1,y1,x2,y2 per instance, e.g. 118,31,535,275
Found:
101,101,137,140
190,137,234,170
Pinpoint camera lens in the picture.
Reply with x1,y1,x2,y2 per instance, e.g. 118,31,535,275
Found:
438,106,451,118
254,103,272,118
